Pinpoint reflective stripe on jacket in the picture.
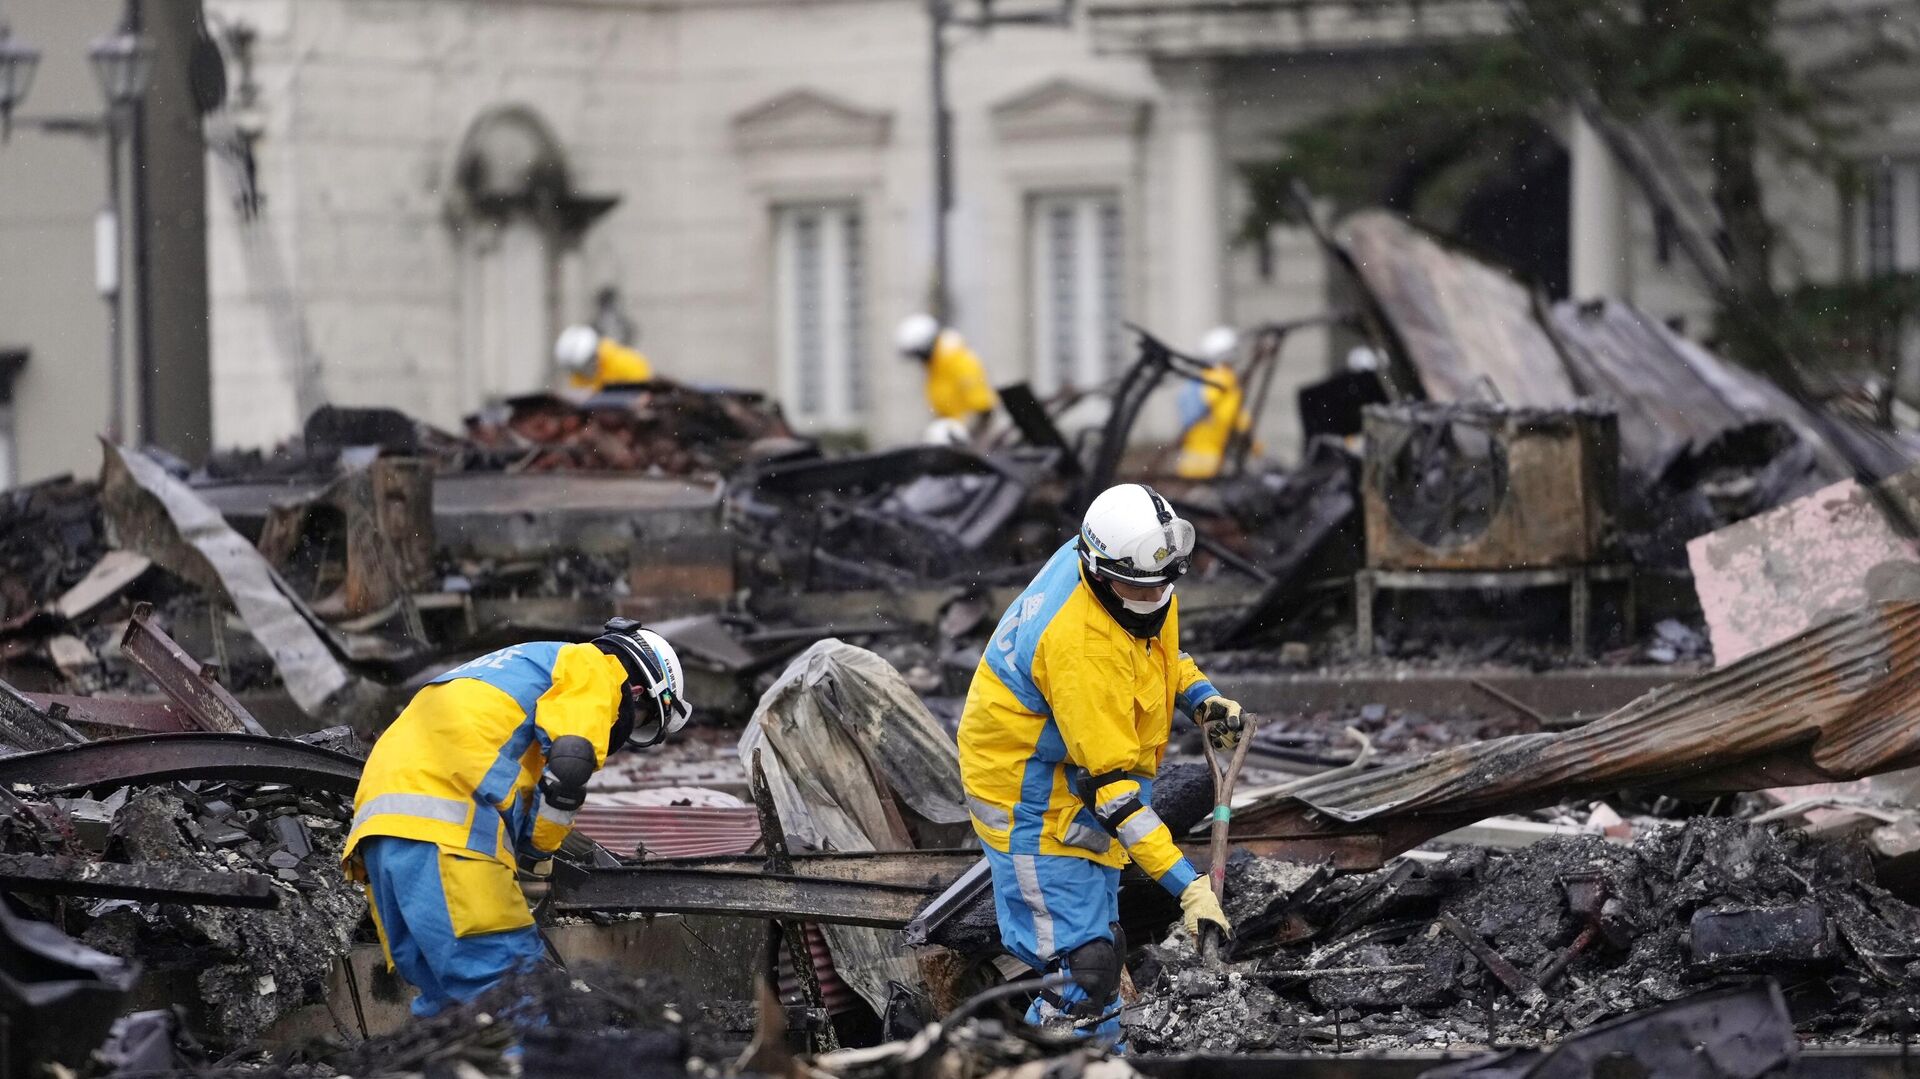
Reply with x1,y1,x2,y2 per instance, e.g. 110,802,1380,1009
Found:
925,331,996,420
343,641,624,883
957,540,1218,894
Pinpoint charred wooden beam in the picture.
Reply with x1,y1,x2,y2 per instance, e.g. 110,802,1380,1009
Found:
546,864,937,929
0,852,278,908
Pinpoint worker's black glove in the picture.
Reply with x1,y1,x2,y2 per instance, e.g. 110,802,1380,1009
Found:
1196,695,1245,752
517,851,555,878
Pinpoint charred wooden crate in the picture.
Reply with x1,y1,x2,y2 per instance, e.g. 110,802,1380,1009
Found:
1361,403,1620,571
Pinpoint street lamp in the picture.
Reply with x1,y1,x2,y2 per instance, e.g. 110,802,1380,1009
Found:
87,30,153,107
925,0,1072,322
0,21,41,138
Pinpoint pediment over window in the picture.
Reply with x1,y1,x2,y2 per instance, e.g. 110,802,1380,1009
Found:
991,78,1148,140
733,89,893,152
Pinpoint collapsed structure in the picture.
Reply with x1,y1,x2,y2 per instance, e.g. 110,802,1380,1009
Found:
3,208,1919,1076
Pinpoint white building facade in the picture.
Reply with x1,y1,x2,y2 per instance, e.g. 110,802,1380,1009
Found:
195,0,1920,463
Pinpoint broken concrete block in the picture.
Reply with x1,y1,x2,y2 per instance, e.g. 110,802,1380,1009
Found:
1688,902,1832,975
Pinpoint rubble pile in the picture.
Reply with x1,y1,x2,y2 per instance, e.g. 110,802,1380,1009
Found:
0,477,109,628
1127,820,1920,1054
462,384,796,477
8,777,366,1044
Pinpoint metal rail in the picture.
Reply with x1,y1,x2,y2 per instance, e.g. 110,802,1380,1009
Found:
120,603,269,736
0,733,363,796
546,864,940,929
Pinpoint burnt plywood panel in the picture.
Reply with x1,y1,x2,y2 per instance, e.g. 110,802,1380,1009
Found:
1339,211,1579,407
1687,467,1920,665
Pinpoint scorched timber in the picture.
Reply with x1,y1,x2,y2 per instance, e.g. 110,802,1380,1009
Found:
0,852,278,908
1235,601,1920,865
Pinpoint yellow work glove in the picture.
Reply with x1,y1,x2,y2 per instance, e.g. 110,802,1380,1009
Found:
1179,878,1231,938
1195,695,1245,752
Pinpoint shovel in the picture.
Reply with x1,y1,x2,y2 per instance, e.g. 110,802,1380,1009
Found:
1197,710,1257,961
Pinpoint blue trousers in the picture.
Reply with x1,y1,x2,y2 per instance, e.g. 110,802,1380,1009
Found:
360,836,547,1016
982,846,1124,1046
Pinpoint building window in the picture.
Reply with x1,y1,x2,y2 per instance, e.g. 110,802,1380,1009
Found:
1859,159,1920,277
1029,192,1124,396
775,202,866,428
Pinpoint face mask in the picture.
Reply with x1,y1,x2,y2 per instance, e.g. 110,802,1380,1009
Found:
1119,586,1171,615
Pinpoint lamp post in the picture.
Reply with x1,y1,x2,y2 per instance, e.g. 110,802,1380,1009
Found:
925,0,1073,322
88,29,154,445
0,11,153,444
0,20,40,139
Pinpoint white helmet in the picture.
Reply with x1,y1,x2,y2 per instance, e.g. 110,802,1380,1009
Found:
1078,484,1196,587
1199,325,1239,365
591,618,692,749
896,313,941,358
555,325,601,370
924,418,971,447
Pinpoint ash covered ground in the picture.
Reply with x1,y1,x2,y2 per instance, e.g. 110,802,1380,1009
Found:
1126,819,1920,1054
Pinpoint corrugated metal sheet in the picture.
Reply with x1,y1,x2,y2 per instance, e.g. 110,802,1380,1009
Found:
1339,211,1580,408
777,922,860,1015
572,804,762,859
1239,602,1920,837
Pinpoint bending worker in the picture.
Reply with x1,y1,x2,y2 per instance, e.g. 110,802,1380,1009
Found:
343,619,692,1015
555,324,654,392
897,314,996,432
1175,326,1254,479
958,484,1242,1044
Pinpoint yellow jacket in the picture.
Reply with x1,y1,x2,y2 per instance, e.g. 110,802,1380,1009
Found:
1176,363,1252,479
958,541,1218,895
343,642,624,894
569,339,654,392
925,331,996,421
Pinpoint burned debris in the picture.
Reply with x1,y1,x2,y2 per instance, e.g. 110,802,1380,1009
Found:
1127,819,1920,1055
4,203,1920,1079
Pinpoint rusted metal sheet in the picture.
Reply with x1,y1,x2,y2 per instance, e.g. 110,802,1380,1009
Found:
0,852,278,908
23,693,196,735
1688,469,1920,666
119,603,268,736
0,732,362,796
1236,602,1920,865
1338,211,1579,408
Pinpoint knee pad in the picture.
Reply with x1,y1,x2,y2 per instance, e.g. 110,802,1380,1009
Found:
1064,937,1121,1012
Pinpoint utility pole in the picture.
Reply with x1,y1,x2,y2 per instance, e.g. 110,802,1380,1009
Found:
925,0,1074,323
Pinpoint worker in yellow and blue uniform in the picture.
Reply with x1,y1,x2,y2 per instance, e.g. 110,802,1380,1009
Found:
342,619,692,1015
1175,326,1254,479
897,314,996,433
958,484,1244,1046
555,324,655,392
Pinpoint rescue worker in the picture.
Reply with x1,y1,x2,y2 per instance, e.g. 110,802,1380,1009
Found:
897,314,996,431
342,619,692,1015
958,484,1243,1045
1174,326,1253,479
555,324,654,392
